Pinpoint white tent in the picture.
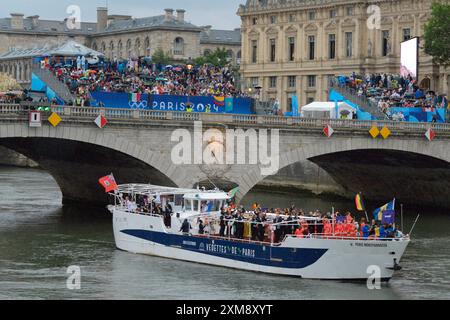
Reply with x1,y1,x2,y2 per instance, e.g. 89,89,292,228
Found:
48,40,104,57
301,101,356,119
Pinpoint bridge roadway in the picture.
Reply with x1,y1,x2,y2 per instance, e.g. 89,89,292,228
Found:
1,103,449,208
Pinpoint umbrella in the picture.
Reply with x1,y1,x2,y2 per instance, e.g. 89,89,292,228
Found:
340,110,351,116
88,70,97,74
155,77,168,81
165,65,173,69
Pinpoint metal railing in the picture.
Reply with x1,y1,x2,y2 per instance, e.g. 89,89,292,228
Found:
1,103,449,134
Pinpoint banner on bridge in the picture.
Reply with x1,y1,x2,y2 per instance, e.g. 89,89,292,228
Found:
90,92,254,115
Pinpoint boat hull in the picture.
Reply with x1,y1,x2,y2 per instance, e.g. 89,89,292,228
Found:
112,210,409,281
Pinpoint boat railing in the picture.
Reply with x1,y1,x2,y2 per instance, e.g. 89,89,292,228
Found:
283,233,409,242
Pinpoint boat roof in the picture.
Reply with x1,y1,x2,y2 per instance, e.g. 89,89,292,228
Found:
116,184,230,200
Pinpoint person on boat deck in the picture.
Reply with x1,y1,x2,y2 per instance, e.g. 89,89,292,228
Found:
295,226,304,238
251,213,259,241
379,223,387,239
198,219,205,235
274,211,284,242
180,219,192,234
219,211,226,237
385,224,396,238
257,213,266,242
368,219,379,239
323,218,332,236
286,213,294,235
361,222,370,239
225,210,233,237
163,204,172,228
235,212,245,239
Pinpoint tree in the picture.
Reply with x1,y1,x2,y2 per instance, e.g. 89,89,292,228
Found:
151,48,172,65
423,1,450,67
194,48,230,67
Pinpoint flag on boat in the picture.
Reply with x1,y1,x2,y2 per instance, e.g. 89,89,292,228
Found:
373,199,395,221
381,210,396,225
129,93,142,103
355,193,366,211
227,187,239,198
98,173,118,193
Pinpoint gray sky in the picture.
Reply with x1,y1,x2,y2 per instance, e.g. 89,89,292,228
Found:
0,0,244,30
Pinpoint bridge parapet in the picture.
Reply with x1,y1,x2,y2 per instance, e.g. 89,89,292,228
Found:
1,104,449,136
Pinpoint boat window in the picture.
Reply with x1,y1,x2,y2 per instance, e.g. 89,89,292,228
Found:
184,199,192,211
193,200,199,212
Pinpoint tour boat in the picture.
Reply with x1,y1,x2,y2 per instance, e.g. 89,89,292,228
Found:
108,184,410,281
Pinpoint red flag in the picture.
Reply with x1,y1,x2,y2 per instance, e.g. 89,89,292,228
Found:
94,115,108,128
323,125,334,138
425,128,436,141
98,174,118,193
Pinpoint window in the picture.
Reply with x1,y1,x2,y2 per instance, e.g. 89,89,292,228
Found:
308,75,316,88
173,37,184,55
307,97,315,104
288,76,296,88
382,30,390,56
289,14,296,22
251,77,259,87
330,10,337,18
288,37,295,61
204,49,211,56
251,40,258,63
345,32,353,57
329,34,336,59
252,17,258,25
403,28,411,41
308,11,316,20
269,38,276,62
308,35,315,60
346,6,354,16
269,76,277,88
270,15,277,24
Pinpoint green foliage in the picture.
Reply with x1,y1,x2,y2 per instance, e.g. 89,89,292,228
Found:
424,1,450,67
152,48,172,65
194,48,231,67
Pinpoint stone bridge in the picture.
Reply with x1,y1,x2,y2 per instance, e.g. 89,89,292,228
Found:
1,104,449,208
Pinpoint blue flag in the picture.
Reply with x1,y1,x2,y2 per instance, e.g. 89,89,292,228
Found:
381,210,396,225
373,199,396,221
225,98,233,113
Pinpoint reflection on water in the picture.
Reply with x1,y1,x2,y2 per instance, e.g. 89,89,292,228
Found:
0,167,449,300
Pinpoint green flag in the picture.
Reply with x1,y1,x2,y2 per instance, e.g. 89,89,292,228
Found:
227,187,239,198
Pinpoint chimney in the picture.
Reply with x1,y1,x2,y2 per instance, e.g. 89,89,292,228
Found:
164,8,174,21
97,7,108,32
10,13,24,30
203,25,212,36
176,9,185,22
27,15,39,29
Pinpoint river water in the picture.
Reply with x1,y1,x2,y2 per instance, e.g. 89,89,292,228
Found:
0,167,449,300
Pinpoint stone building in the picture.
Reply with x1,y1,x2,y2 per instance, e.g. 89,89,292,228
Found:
0,8,241,85
238,0,450,111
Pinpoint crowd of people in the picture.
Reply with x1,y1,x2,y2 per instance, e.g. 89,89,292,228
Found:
123,193,399,243
337,73,448,120
214,203,399,243
45,57,245,106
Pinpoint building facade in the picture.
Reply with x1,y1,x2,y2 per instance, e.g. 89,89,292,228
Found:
238,0,450,111
0,8,241,84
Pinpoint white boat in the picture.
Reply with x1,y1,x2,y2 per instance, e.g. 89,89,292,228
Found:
108,184,410,281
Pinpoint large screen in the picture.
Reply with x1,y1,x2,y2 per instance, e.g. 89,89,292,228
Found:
400,37,419,79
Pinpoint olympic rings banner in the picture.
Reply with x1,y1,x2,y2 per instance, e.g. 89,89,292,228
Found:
90,91,254,114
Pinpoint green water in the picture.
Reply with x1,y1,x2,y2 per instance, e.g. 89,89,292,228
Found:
0,167,449,300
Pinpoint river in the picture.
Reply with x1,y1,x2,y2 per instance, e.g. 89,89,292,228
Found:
0,167,449,300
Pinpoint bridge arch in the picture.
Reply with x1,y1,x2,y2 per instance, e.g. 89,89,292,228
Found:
0,123,202,205
235,137,450,208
